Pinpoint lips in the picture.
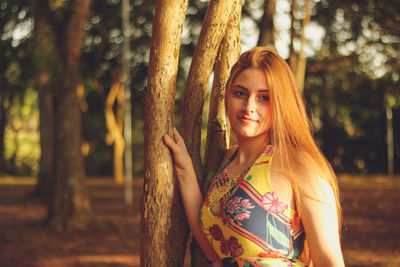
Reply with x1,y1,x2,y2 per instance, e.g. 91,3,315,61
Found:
237,116,258,123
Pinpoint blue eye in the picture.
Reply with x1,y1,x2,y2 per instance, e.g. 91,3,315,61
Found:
260,95,270,101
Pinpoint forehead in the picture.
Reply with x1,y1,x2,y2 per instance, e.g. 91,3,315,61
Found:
232,67,269,89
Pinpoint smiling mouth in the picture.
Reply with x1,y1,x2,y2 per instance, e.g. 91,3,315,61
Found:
237,116,258,123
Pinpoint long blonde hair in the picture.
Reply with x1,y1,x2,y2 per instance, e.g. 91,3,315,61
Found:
225,47,341,265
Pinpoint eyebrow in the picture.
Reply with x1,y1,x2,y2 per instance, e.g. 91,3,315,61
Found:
232,84,269,92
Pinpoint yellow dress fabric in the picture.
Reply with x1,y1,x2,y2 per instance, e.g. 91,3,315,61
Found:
200,145,307,267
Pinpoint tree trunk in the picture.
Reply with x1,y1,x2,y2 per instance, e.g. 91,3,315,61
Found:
141,0,188,266
294,0,311,93
289,0,311,93
289,0,298,72
191,1,242,266
47,0,92,230
180,0,237,180
36,74,55,198
105,68,125,184
29,2,59,199
386,98,394,177
0,90,7,175
257,0,276,48
121,0,133,211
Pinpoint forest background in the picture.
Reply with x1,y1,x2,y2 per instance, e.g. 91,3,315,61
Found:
2,0,399,179
0,0,399,266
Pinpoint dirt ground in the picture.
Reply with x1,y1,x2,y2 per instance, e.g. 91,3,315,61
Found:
0,175,399,267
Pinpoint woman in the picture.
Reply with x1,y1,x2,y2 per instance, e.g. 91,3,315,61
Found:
163,47,345,266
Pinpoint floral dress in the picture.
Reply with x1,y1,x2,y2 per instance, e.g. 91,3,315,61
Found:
200,145,307,267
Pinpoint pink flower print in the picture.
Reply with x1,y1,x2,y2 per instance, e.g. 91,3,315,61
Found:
209,224,223,241
226,197,241,214
262,192,288,214
234,211,250,221
227,236,244,257
240,198,255,209
232,196,242,204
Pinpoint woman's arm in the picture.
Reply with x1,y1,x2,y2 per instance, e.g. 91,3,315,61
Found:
163,128,219,261
299,176,345,267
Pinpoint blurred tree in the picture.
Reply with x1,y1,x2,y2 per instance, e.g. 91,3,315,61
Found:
307,0,400,174
29,2,56,198
257,0,276,48
121,0,133,210
29,0,92,229
80,0,156,177
104,66,125,184
289,0,311,93
142,0,188,266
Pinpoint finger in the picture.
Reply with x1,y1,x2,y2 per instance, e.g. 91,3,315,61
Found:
163,134,178,151
173,127,184,143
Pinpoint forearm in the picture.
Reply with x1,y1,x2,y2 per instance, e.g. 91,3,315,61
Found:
163,130,218,260
176,167,219,261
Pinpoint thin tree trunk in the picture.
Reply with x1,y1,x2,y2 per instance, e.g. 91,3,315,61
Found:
121,0,133,211
0,90,7,174
203,0,241,194
105,78,125,184
191,1,242,266
289,0,298,72
141,0,188,266
386,100,394,177
48,0,92,230
294,0,311,93
180,0,237,179
257,0,276,48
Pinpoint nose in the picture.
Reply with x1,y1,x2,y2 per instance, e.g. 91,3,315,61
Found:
243,96,256,114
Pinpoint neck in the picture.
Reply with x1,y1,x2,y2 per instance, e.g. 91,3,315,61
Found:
235,134,270,166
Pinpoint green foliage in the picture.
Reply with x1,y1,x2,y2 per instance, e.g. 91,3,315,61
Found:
4,89,40,176
1,0,399,176
305,0,400,173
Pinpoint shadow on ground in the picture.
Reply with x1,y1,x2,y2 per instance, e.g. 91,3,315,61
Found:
0,175,399,266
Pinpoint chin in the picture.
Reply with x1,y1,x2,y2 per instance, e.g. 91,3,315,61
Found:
235,130,270,141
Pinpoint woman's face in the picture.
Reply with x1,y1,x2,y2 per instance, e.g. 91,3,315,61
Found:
226,67,272,142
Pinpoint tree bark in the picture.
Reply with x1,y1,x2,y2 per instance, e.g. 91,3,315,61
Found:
105,77,125,184
141,0,188,266
191,1,242,266
47,0,92,230
29,2,58,199
36,73,55,198
294,0,311,93
121,0,133,211
386,98,394,177
105,67,125,184
289,0,311,93
0,90,7,174
289,0,298,72
180,0,237,180
257,0,276,48
203,0,241,195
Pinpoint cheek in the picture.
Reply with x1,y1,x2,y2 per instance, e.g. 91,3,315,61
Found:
260,104,272,121
226,97,240,113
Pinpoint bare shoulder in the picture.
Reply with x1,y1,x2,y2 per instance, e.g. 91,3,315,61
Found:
290,149,336,205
